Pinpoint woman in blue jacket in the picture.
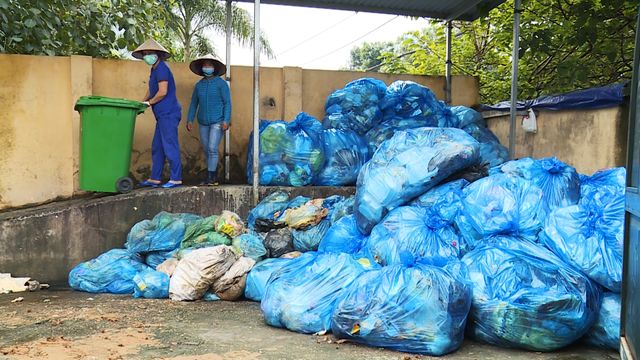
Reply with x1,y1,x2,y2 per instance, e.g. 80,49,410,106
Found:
133,39,183,188
187,54,231,185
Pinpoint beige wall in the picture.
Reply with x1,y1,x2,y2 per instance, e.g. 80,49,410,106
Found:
0,55,75,209
485,107,627,175
0,54,479,210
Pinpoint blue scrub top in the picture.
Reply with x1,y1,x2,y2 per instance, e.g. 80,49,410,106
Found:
149,61,181,117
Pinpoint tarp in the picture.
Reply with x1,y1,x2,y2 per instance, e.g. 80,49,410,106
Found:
481,83,626,111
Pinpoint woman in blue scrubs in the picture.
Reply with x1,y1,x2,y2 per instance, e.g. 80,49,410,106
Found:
132,39,183,188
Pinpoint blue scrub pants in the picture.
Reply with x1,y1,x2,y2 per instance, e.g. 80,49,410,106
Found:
151,112,182,181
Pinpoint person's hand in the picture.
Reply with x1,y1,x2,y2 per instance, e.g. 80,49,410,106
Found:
222,123,229,131
186,122,193,132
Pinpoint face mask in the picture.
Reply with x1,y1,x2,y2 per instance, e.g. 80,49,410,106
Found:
143,54,158,66
202,67,215,76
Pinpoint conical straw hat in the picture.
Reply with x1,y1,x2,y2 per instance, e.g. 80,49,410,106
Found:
132,39,171,60
189,54,227,77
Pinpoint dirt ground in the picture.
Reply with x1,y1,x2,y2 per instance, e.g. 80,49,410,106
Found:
0,290,619,360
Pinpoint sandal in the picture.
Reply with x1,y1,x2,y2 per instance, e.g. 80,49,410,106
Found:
139,179,161,188
162,181,183,189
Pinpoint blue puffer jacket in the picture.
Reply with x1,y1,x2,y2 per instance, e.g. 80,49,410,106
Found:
187,76,231,125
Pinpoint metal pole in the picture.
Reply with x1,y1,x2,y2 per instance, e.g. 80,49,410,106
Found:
445,21,452,105
224,0,232,183
508,0,521,159
252,0,261,206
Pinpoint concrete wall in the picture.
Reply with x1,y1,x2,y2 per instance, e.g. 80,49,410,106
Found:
0,53,479,210
485,107,628,174
0,186,355,283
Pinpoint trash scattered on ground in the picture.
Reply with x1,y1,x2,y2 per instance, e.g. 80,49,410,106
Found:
1,274,49,294
11,297,24,303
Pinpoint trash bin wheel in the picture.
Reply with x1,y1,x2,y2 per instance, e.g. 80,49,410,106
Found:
116,177,134,193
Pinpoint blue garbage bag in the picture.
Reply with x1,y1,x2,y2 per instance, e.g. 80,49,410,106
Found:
292,219,332,252
69,249,149,294
125,212,202,255
318,215,366,255
411,179,468,222
450,106,486,128
315,129,371,186
144,250,176,269
133,268,170,299
380,81,447,125
247,113,325,186
362,206,461,266
232,232,267,261
355,127,480,234
490,157,580,213
583,292,621,350
323,78,387,135
540,190,624,292
457,174,545,246
462,123,509,167
363,117,429,154
580,167,626,204
244,258,293,301
462,237,601,351
331,259,472,356
203,291,221,301
261,253,369,334
329,196,355,223
247,191,290,230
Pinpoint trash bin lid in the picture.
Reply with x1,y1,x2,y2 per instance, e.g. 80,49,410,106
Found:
74,96,148,112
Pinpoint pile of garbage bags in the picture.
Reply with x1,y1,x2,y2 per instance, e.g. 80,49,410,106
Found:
69,210,261,302
323,78,387,135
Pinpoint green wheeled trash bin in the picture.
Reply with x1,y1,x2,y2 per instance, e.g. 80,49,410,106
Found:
74,96,148,193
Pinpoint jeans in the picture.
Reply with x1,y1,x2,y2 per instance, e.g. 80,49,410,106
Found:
151,112,182,181
199,123,224,172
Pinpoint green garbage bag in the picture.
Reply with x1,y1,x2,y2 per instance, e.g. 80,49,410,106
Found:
180,216,231,250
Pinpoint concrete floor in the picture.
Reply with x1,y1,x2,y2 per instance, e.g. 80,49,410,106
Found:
0,290,619,360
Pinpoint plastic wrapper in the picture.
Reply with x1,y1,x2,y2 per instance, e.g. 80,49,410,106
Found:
450,106,486,128
169,246,238,301
355,127,480,234
490,157,580,213
232,232,267,261
583,292,621,350
133,268,170,299
331,259,472,355
276,198,328,229
315,129,371,186
580,167,626,204
68,249,149,294
263,228,295,258
379,81,447,125
215,211,245,238
180,216,231,251
323,78,387,135
261,253,368,334
362,206,460,266
540,190,624,292
247,191,290,230
244,258,292,301
292,219,331,252
457,174,545,247
462,237,601,351
247,113,325,186
318,215,366,255
125,212,202,255
462,123,509,168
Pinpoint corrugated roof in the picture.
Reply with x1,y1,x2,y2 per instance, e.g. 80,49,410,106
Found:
234,0,506,21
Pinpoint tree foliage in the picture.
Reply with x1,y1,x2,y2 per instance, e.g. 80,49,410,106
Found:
160,0,274,61
348,41,393,72
352,0,637,104
0,0,166,57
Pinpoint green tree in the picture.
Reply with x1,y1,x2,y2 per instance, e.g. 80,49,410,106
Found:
161,0,274,61
0,0,166,57
373,0,636,104
348,41,394,72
